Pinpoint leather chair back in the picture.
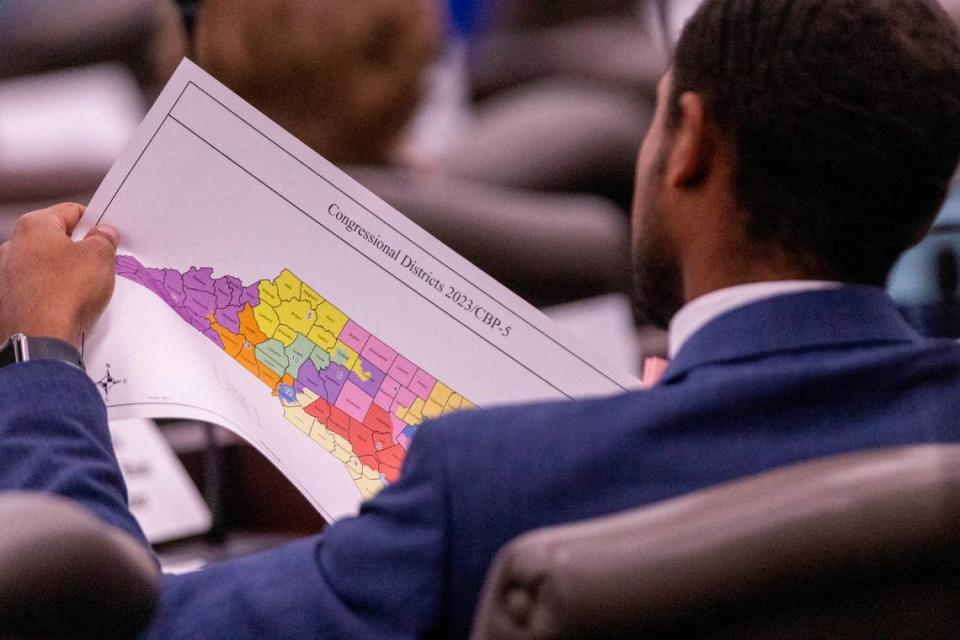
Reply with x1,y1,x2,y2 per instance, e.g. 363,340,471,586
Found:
0,494,159,640
471,445,960,639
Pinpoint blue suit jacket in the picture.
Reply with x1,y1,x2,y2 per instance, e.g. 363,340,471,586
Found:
2,286,959,639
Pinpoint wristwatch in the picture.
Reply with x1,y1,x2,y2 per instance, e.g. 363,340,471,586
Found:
0,333,85,371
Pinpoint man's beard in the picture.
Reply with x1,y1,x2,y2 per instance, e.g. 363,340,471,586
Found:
631,173,685,329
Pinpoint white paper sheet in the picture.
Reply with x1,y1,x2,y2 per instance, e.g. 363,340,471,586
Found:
77,59,639,522
110,418,212,544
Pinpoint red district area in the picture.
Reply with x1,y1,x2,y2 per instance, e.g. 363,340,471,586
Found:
305,396,409,483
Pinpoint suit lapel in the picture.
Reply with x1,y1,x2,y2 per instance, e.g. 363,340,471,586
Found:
660,286,921,384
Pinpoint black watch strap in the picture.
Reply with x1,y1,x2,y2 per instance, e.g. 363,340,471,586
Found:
0,334,84,371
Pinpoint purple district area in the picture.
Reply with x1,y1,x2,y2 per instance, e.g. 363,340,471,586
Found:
297,360,349,403
183,266,216,293
182,288,216,322
115,255,255,345
116,255,172,306
349,360,386,398
240,284,259,308
204,328,224,348
214,306,243,334
214,275,243,308
162,269,185,304
117,256,205,332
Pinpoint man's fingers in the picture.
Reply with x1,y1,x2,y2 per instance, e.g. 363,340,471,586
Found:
46,203,87,235
82,224,121,257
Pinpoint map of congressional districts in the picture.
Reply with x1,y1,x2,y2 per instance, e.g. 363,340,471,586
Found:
115,255,475,499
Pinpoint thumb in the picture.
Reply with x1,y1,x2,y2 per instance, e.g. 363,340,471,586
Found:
82,224,121,255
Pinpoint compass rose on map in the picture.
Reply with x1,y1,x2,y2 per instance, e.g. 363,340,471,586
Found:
97,364,127,400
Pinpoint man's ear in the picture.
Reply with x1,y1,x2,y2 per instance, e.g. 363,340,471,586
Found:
666,92,715,189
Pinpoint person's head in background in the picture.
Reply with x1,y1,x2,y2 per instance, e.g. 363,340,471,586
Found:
187,0,441,165
631,0,960,328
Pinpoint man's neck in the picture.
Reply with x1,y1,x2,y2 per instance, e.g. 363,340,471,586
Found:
681,243,827,303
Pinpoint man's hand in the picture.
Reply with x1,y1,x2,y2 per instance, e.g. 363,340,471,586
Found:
0,204,120,348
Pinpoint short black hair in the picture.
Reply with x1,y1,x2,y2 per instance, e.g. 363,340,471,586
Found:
672,0,960,285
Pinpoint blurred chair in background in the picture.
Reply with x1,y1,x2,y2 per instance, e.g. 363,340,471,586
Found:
0,0,185,238
444,0,668,212
888,175,960,339
0,0,186,98
0,66,144,210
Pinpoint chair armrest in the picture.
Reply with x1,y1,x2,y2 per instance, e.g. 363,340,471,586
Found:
0,493,159,640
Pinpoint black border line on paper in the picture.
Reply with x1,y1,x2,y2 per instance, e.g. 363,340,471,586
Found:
180,82,628,390
94,80,631,398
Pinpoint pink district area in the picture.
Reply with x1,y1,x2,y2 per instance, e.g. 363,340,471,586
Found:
387,355,417,387
410,368,437,400
339,319,370,353
335,381,375,422
360,335,398,373
114,255,471,492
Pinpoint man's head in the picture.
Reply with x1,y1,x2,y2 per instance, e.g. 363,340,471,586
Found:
632,0,960,327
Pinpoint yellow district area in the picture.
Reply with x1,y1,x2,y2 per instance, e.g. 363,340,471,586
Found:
276,299,315,336
428,382,453,408
258,279,281,307
355,467,385,499
340,454,383,499
352,359,374,383
345,455,364,480
445,394,463,413
253,302,280,337
283,402,316,435
301,283,324,308
314,424,354,464
298,387,320,405
274,269,302,302
313,301,349,338
422,399,444,420
273,324,299,347
307,324,337,352
391,389,475,426
407,397,426,425
309,420,338,452
331,340,359,372
421,383,455,420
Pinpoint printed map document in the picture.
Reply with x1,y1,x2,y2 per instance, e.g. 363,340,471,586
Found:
76,59,639,522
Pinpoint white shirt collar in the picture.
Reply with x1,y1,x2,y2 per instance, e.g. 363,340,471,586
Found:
667,281,843,358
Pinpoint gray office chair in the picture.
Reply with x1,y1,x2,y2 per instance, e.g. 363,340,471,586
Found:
889,179,960,338
471,444,960,639
0,493,159,640
0,0,179,91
